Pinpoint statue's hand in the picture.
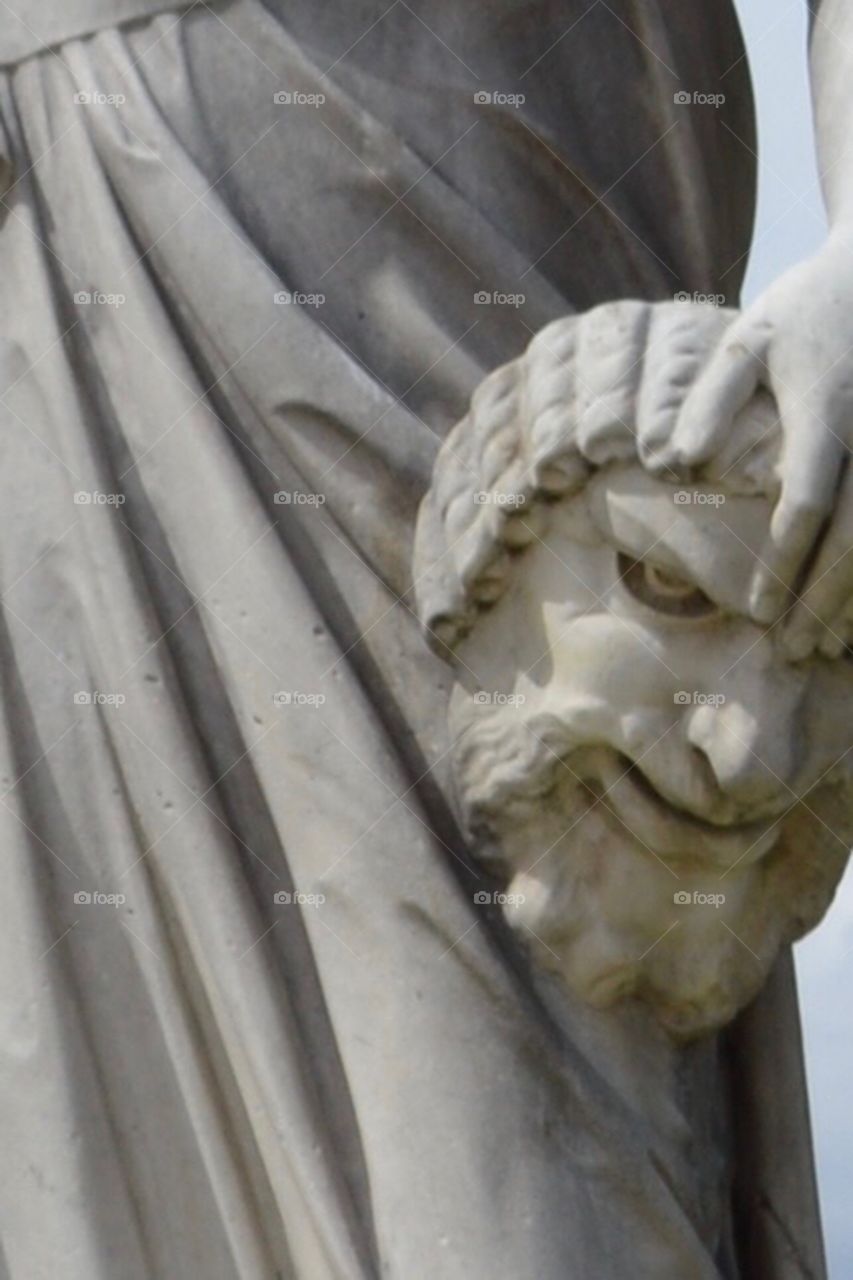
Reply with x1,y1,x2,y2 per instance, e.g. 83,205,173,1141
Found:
659,239,853,657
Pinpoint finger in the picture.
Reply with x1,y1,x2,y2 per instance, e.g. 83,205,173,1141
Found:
748,403,846,626
783,457,853,657
658,323,768,471
636,302,731,471
824,596,853,655
817,626,846,660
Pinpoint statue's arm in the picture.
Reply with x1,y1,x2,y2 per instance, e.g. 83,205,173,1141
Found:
652,0,853,656
808,1,853,231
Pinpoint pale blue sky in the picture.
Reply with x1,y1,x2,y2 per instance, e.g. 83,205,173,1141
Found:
734,2,852,1275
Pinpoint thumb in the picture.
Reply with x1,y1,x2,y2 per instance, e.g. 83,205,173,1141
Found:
749,390,845,626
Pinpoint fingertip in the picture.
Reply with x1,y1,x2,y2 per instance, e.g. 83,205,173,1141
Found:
780,625,816,662
748,571,787,626
672,341,763,465
668,415,721,469
641,441,682,475
818,630,846,660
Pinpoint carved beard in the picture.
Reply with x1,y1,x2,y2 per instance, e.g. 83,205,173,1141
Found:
452,709,853,1040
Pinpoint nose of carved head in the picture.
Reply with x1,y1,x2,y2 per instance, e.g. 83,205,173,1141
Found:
686,698,799,814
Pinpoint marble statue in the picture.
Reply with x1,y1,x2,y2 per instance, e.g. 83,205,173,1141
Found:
0,1,850,1277
415,301,853,1041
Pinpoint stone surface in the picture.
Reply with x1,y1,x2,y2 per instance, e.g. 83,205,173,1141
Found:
0,2,838,1278
415,301,853,1040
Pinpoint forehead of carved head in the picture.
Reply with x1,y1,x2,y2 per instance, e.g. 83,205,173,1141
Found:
414,303,853,1040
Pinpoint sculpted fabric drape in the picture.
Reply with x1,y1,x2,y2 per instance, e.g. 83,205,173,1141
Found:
0,3,820,1278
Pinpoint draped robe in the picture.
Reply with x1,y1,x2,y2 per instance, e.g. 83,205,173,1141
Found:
0,3,825,1276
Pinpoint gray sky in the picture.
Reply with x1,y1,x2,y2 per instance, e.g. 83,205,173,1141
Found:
733,2,852,1274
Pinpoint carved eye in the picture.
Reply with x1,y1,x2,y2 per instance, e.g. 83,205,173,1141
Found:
617,553,718,618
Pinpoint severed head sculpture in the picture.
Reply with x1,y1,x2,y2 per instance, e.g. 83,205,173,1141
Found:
414,301,853,1040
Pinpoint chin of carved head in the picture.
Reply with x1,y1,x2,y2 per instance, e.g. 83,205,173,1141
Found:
413,302,853,1040
451,709,853,1040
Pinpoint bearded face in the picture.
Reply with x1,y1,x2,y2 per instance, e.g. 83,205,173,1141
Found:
449,465,853,1039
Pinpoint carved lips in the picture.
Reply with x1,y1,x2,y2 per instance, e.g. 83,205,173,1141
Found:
588,748,784,869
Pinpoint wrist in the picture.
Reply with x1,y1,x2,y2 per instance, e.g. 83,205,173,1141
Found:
825,219,853,252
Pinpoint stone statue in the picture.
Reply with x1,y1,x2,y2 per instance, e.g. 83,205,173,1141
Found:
415,301,853,1041
0,1,848,1277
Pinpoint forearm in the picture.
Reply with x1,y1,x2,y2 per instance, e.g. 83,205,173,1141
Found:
809,0,853,231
